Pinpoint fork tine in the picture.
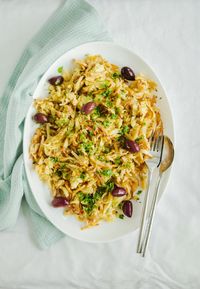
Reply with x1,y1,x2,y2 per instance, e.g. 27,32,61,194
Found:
149,132,155,150
153,134,159,151
157,135,164,167
153,137,157,151
156,135,161,152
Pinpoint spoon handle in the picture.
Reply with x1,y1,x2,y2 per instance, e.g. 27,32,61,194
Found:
141,173,162,257
137,169,153,253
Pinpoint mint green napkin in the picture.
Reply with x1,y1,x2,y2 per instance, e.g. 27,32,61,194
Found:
0,0,110,249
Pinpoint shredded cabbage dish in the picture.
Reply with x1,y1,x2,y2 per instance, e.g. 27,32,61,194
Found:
30,55,163,229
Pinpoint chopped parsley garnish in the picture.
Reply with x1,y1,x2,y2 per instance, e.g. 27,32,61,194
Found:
114,157,121,165
100,81,110,89
55,170,62,177
78,193,96,214
80,172,86,180
119,214,124,219
97,155,104,161
118,202,123,209
88,130,94,137
96,180,115,196
111,114,117,119
104,147,111,153
137,190,142,195
112,72,121,79
103,120,111,127
62,171,68,179
60,163,66,169
135,135,144,142
100,169,113,177
80,133,87,142
93,106,101,117
120,125,130,135
106,100,112,107
50,157,59,163
104,180,115,192
101,89,112,98
57,66,63,73
81,142,93,154
79,180,115,214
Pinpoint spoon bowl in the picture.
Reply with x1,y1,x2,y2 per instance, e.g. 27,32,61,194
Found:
160,136,175,173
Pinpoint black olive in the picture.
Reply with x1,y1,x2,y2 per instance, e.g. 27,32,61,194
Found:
33,113,48,124
48,76,64,85
121,67,135,81
81,102,96,114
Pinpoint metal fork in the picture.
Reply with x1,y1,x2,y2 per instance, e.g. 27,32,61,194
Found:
137,133,164,254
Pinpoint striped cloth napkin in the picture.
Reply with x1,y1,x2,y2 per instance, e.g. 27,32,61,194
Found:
0,0,110,249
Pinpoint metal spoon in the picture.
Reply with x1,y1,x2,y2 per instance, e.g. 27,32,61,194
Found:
141,136,174,257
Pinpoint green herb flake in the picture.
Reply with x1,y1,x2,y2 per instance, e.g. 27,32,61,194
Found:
101,89,112,98
100,81,110,89
50,157,59,163
80,172,86,180
106,100,112,107
88,130,94,137
60,163,66,169
112,72,121,79
93,106,101,117
57,66,63,73
79,180,115,215
62,171,69,179
79,193,95,213
121,125,130,135
105,180,115,192
78,192,85,201
96,180,115,196
119,214,124,219
97,156,104,161
137,190,142,195
111,114,117,119
114,157,121,165
80,133,87,142
103,120,111,128
82,142,93,154
104,147,111,153
55,170,62,177
101,169,113,177
118,202,123,209
135,135,144,143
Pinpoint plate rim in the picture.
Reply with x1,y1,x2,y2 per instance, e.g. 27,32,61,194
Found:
23,41,175,243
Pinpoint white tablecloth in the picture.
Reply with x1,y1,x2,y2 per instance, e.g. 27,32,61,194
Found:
0,0,199,288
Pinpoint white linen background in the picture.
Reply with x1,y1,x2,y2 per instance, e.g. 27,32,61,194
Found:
0,0,199,288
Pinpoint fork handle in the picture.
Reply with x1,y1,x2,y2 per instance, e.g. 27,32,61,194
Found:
141,173,162,257
137,169,153,253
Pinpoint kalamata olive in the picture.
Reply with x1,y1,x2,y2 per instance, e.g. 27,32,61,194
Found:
124,139,140,153
33,113,48,124
112,186,127,197
81,102,96,114
122,200,133,217
121,67,135,81
52,197,69,207
48,76,64,85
